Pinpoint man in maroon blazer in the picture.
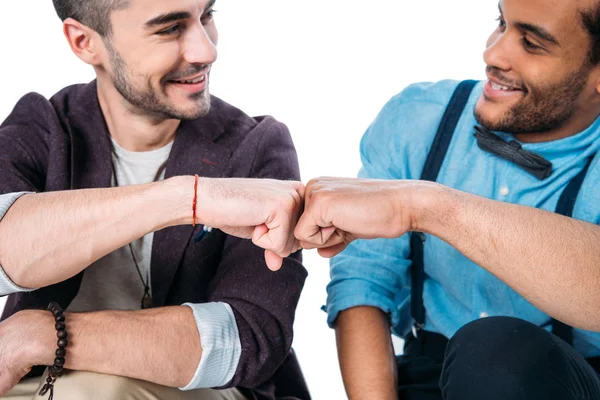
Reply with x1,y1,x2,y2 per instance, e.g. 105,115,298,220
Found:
0,1,308,399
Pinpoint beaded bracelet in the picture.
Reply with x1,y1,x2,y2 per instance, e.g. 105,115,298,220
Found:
38,302,68,400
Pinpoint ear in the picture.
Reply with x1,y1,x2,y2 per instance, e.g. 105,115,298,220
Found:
589,62,600,95
62,18,104,66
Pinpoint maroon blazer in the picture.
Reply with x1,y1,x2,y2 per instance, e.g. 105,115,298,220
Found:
0,81,308,399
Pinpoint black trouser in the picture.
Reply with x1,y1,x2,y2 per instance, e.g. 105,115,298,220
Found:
396,317,600,400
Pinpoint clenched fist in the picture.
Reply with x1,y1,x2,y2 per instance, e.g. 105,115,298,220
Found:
195,178,305,271
294,177,436,257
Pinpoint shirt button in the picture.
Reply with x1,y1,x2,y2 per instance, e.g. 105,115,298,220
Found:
479,312,489,318
500,186,510,196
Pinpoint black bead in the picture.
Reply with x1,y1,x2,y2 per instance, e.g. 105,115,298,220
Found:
52,308,63,318
51,365,63,375
55,322,66,331
57,330,68,339
55,314,65,322
47,302,60,312
56,348,66,358
57,339,68,348
54,357,65,367
46,377,53,383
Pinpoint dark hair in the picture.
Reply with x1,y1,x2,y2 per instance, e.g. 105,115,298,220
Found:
580,5,600,65
52,0,129,37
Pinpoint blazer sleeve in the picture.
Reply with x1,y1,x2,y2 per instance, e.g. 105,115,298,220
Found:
207,118,308,388
0,92,53,194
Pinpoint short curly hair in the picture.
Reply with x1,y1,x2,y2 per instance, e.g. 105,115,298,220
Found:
581,4,600,65
52,0,130,37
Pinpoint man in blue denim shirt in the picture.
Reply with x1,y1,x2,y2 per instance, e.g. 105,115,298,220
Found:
294,0,600,398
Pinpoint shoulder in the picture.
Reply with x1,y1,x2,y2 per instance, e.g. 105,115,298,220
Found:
0,88,70,193
208,96,290,144
360,80,482,179
1,83,90,134
377,80,474,120
1,92,54,132
206,96,293,154
204,96,298,180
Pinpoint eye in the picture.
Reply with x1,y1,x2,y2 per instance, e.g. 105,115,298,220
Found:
522,37,542,51
201,9,217,24
496,16,506,31
157,24,181,36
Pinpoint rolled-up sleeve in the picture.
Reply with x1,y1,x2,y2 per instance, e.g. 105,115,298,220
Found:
327,235,412,328
0,192,34,296
180,302,241,389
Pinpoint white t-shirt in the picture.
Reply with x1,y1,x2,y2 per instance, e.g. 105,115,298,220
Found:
67,139,171,312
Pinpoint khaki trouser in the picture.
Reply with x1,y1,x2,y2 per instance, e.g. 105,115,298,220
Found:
2,370,246,400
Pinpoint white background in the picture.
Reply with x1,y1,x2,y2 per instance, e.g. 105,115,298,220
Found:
0,2,497,398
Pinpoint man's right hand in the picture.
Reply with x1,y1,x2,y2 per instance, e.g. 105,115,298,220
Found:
195,178,305,271
0,311,54,397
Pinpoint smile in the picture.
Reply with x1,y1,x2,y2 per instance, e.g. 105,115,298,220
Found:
490,81,517,91
172,75,206,84
482,78,525,102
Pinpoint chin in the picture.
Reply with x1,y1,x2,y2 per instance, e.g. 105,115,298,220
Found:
165,95,211,120
474,98,508,129
177,104,211,120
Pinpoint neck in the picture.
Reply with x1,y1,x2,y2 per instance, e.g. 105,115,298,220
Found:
96,77,179,152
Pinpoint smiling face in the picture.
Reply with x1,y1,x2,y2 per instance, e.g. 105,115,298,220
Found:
474,0,600,136
98,0,218,120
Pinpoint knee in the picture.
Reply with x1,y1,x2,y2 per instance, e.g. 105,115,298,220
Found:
440,317,563,399
447,316,553,360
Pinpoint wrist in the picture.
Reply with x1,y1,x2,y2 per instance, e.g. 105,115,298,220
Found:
158,176,198,227
403,181,458,235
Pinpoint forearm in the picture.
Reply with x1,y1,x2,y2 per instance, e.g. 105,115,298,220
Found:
335,306,397,400
415,184,600,330
0,176,193,288
29,306,201,388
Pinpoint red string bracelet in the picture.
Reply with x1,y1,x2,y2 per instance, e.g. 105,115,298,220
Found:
192,174,198,226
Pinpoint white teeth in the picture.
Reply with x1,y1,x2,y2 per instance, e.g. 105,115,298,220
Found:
491,81,512,91
179,75,205,84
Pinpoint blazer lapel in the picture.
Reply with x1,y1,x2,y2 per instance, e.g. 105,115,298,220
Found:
150,103,232,307
51,82,113,307
67,81,113,190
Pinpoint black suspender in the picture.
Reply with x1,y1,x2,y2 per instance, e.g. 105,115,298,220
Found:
409,79,592,346
410,80,478,334
551,158,594,345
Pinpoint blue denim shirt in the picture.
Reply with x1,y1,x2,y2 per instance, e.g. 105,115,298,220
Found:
326,80,600,357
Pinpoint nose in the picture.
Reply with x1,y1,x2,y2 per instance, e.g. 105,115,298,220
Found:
483,32,512,72
182,23,218,65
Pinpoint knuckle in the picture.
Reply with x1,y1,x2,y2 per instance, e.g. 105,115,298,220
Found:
306,177,320,187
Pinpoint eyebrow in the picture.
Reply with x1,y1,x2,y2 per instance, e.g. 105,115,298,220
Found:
516,22,560,46
498,4,561,47
144,0,216,28
145,11,191,27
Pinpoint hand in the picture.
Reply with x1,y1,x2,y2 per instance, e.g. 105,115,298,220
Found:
294,177,428,257
196,178,305,271
0,311,53,396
